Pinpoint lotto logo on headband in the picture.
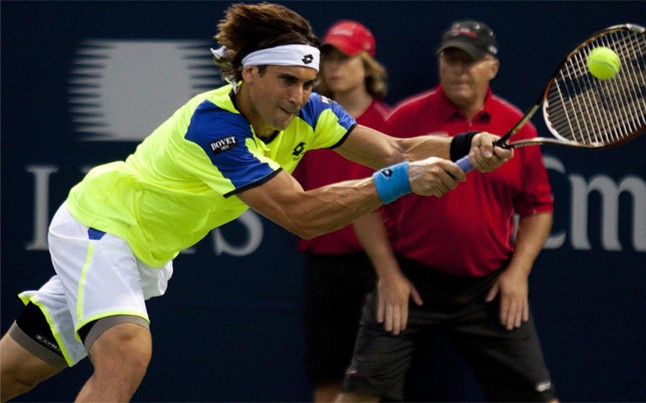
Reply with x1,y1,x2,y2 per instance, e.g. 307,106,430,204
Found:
302,54,314,64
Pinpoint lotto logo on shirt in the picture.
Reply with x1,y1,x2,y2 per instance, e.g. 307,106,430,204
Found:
319,95,332,104
210,136,239,154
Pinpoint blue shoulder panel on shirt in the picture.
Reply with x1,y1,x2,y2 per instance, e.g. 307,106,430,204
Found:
185,100,275,189
300,93,356,131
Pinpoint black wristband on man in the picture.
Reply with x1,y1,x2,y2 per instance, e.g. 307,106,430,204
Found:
449,131,479,162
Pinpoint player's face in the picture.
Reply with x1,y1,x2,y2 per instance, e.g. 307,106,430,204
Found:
439,48,499,109
242,65,317,136
322,47,366,95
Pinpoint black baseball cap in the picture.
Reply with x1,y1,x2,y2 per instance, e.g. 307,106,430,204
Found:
437,20,498,60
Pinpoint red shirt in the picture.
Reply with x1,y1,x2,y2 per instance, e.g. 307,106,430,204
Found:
294,98,391,254
380,86,553,277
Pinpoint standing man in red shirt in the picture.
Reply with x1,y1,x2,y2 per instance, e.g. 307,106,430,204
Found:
292,20,391,403
338,20,557,402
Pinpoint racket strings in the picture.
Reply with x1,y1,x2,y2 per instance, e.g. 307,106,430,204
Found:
603,31,646,135
592,31,644,140
555,34,642,144
546,27,646,147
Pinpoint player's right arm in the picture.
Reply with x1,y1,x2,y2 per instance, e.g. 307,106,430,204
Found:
236,153,462,240
237,125,510,239
236,122,473,240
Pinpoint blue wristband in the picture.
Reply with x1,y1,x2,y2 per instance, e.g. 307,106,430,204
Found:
372,161,412,204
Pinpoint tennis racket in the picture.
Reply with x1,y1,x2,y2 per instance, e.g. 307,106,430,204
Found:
457,23,646,172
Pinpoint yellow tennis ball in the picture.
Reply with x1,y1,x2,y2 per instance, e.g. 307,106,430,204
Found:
587,47,620,80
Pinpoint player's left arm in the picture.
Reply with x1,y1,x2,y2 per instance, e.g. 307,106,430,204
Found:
485,212,553,330
335,125,509,171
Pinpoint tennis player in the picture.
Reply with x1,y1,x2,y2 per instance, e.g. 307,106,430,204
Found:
0,5,511,402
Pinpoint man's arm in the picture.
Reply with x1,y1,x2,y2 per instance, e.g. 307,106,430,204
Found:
485,212,554,330
237,156,462,239
335,125,509,172
334,125,448,169
237,126,509,239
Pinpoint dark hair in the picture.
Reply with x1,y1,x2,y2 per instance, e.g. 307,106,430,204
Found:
214,2,321,83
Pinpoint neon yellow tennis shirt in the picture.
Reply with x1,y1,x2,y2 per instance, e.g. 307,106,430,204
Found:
66,84,356,267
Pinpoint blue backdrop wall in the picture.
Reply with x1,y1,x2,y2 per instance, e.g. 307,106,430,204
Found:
2,1,645,401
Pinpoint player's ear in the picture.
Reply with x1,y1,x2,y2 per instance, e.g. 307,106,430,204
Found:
241,66,256,83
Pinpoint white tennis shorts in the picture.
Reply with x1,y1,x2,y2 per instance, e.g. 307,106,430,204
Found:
19,202,173,366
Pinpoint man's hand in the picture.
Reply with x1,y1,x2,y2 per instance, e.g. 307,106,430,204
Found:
377,271,423,335
408,157,466,197
469,132,514,172
485,268,529,330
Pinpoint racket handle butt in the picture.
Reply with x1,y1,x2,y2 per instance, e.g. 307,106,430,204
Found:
456,156,474,173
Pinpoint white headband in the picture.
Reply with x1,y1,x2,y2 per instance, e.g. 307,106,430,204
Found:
210,44,320,91
242,44,320,72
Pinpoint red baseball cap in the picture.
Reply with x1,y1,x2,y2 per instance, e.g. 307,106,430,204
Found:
323,20,376,57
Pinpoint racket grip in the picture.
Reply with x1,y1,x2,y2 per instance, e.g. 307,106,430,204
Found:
455,155,474,173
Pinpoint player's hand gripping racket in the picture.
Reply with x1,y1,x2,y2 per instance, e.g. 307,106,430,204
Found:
457,23,646,172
